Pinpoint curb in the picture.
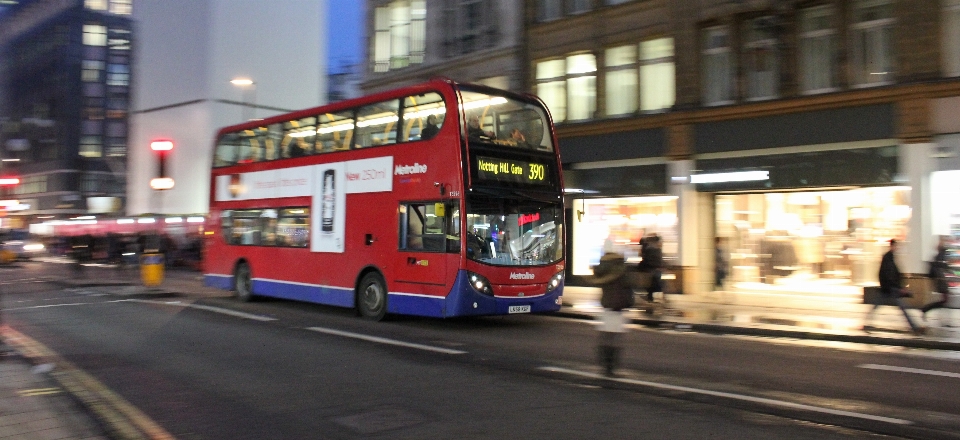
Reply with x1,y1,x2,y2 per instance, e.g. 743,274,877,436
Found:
552,310,960,351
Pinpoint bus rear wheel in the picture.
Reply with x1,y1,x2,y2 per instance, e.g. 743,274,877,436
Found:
358,272,387,321
234,262,254,302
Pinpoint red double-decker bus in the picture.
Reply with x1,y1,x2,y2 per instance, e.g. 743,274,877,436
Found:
204,78,565,320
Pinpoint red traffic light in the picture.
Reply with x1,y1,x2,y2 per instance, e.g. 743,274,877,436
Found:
0,177,19,185
150,140,174,151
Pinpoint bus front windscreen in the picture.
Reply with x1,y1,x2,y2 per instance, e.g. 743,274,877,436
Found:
465,195,563,266
459,88,554,152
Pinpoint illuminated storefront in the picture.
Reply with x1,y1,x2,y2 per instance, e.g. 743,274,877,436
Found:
571,196,678,276
716,187,911,293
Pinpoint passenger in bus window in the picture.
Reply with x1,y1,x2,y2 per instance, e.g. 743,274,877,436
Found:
510,128,533,149
421,115,440,139
467,115,495,140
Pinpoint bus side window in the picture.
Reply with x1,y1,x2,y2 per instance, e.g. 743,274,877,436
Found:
316,111,354,153
220,210,233,243
277,208,310,247
356,99,399,148
215,134,240,167
282,117,317,158
265,124,283,160
401,92,445,142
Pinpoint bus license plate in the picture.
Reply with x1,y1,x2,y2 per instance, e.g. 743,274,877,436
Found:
508,305,531,314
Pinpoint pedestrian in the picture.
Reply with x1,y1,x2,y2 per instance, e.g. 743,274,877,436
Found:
637,234,664,302
420,114,440,139
921,236,952,321
591,252,636,377
865,239,925,335
715,236,727,291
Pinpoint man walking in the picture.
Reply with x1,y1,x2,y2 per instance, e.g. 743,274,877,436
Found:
866,239,924,335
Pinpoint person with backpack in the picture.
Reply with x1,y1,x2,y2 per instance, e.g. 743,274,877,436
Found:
637,234,664,302
922,237,952,321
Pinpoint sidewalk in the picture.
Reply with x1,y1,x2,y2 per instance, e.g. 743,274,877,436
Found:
559,285,960,350
0,345,108,440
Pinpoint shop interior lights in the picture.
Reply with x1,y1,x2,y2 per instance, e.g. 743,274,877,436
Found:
690,170,769,184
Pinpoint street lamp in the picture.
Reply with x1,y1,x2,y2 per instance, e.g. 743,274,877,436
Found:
230,78,257,121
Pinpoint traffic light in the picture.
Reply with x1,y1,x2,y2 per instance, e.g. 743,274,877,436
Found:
150,140,175,190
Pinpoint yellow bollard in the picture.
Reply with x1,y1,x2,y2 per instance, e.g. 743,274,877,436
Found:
140,253,165,287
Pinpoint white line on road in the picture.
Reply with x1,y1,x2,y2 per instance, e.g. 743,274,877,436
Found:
2,302,94,311
305,326,467,355
859,363,960,379
540,366,913,426
122,299,278,322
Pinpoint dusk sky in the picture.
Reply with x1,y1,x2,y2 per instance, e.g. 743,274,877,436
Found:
327,0,364,73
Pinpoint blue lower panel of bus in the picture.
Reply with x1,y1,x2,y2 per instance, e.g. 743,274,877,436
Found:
204,271,563,318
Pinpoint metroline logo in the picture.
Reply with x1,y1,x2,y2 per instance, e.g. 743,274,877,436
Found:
394,163,428,175
509,272,535,280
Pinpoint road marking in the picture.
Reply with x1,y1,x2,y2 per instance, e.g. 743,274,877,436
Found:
17,387,62,397
3,302,94,311
539,366,913,426
859,363,960,379
123,299,278,322
305,326,467,355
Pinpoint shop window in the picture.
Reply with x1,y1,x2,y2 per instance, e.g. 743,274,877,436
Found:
715,188,910,290
943,0,960,77
640,37,675,111
850,0,894,86
83,24,107,46
702,26,734,105
743,18,779,100
401,92,445,141
605,45,638,116
355,100,400,148
316,112,355,153
399,202,460,253
799,5,838,93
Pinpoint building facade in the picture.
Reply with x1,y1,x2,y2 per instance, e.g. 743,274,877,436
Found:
127,0,325,216
0,0,134,226
528,0,960,297
360,0,526,93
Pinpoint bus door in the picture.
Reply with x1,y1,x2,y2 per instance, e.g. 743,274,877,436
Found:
395,201,458,294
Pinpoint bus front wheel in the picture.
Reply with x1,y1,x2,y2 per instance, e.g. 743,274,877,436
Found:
234,262,254,302
358,272,387,321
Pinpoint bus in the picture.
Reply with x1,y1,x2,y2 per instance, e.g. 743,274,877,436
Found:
203,78,565,320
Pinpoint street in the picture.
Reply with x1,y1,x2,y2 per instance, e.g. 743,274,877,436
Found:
3,261,960,439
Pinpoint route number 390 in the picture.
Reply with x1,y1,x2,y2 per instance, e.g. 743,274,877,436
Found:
528,164,545,181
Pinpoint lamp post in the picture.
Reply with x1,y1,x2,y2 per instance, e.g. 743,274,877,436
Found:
230,78,257,121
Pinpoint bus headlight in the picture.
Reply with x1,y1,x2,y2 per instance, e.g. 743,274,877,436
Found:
547,271,564,292
467,271,493,296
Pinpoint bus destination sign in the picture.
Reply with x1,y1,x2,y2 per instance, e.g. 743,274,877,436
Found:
476,156,549,185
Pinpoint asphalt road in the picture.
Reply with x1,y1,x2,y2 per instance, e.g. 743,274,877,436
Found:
3,261,960,439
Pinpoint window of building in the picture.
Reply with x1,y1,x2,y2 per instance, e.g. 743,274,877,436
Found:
640,37,675,111
442,0,497,57
742,17,779,100
944,0,960,77
372,1,425,73
12,175,47,196
106,139,126,157
109,0,131,15
536,59,567,122
605,45,638,116
83,24,107,46
80,136,103,158
702,26,735,105
537,0,563,21
850,0,894,86
82,60,104,82
106,64,129,86
85,0,107,10
566,53,597,121
477,76,509,90
569,0,592,14
799,5,837,93
108,28,131,50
